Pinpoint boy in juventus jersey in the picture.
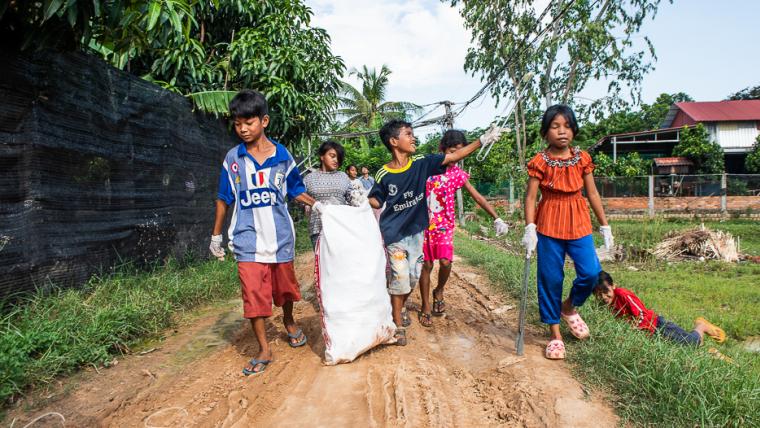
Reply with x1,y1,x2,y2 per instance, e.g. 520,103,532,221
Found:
368,119,505,345
209,90,321,375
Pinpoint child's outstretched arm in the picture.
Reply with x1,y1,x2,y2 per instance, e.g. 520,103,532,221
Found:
463,180,507,235
463,181,498,218
442,125,506,166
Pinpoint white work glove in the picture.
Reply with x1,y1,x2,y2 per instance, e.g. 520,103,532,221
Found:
479,124,508,148
599,225,614,250
209,234,225,260
521,223,538,258
312,201,325,214
493,218,508,236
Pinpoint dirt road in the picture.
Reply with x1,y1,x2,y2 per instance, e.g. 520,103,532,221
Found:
9,253,617,427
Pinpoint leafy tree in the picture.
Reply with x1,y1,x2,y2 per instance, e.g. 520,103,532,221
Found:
641,92,693,129
746,135,760,173
673,124,724,174
2,0,346,148
591,152,651,177
726,85,760,101
447,0,670,168
337,65,420,129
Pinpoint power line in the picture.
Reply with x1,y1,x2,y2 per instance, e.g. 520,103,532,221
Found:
318,0,584,140
452,0,578,120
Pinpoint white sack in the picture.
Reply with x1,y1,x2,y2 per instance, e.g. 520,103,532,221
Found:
316,203,396,365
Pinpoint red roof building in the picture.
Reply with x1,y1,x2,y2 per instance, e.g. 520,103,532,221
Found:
593,100,760,173
661,100,760,154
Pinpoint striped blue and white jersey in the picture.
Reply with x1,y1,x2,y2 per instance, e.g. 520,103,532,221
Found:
217,142,306,263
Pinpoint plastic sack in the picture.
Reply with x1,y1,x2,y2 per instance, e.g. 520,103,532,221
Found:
315,203,396,365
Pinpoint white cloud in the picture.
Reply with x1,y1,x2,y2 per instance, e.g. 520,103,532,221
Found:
306,0,502,138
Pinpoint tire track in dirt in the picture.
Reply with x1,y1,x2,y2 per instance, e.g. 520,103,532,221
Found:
8,253,617,427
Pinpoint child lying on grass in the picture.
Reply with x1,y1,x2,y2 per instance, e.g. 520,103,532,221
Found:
593,271,726,346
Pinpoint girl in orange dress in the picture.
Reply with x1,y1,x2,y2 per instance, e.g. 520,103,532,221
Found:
522,105,614,360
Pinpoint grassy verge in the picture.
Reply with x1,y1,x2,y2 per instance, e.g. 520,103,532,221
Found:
0,258,239,405
455,231,760,426
1,218,314,407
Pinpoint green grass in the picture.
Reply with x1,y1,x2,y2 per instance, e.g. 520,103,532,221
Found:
1,218,314,407
0,258,239,405
455,230,760,426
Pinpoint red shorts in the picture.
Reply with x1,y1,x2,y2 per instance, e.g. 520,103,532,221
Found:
238,262,301,318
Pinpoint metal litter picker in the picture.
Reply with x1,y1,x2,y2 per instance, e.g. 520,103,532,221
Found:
516,250,530,356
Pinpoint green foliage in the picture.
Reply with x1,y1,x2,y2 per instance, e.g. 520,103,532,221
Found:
3,0,346,148
727,84,760,101
343,144,391,173
745,135,760,173
449,0,670,120
336,65,420,130
673,124,725,173
592,152,651,177
0,258,238,404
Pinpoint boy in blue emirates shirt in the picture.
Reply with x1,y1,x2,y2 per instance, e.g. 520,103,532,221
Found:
368,119,504,345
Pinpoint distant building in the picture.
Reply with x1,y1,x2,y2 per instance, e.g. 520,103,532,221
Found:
593,100,760,173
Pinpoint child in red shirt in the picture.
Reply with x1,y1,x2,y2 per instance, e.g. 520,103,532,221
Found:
593,271,726,346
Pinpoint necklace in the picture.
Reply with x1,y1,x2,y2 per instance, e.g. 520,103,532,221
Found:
541,146,581,168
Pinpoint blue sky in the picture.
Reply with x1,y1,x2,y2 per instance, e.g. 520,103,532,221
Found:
307,0,760,137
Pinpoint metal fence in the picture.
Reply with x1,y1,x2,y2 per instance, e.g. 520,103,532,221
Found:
476,174,760,217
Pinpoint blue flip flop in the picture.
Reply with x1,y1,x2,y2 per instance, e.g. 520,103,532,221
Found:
242,358,271,376
287,329,307,348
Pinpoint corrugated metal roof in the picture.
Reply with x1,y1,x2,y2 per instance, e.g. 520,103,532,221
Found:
674,100,760,122
653,157,693,167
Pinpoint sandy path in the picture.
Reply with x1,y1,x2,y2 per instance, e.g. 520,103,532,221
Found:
9,253,616,427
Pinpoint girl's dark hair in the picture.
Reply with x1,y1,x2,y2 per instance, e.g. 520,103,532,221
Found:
318,140,345,167
594,271,614,294
439,129,468,151
345,164,357,172
540,104,579,137
229,89,268,119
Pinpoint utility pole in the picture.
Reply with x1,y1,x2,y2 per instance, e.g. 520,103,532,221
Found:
442,101,465,226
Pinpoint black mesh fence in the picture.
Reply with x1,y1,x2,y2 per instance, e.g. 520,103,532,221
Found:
0,48,236,299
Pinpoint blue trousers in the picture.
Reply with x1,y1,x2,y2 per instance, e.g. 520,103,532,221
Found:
537,233,601,324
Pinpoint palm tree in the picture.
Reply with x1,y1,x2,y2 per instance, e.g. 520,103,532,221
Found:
336,65,420,129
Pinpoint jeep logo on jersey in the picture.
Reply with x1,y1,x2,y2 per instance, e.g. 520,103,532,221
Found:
239,188,278,209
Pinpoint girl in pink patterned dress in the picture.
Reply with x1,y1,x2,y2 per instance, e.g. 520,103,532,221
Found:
417,130,509,327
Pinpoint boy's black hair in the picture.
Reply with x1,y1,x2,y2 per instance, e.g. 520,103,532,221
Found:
540,104,579,137
439,129,468,151
345,164,357,172
594,271,614,294
229,89,268,119
379,119,412,151
317,140,345,168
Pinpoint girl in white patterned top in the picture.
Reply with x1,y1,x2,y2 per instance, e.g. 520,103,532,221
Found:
303,141,352,248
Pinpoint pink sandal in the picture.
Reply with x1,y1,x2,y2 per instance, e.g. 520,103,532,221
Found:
561,312,590,340
545,339,565,359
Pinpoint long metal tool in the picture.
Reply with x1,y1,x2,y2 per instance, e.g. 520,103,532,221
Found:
515,251,531,356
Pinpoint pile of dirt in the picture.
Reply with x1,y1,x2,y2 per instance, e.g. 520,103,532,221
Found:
652,226,739,262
